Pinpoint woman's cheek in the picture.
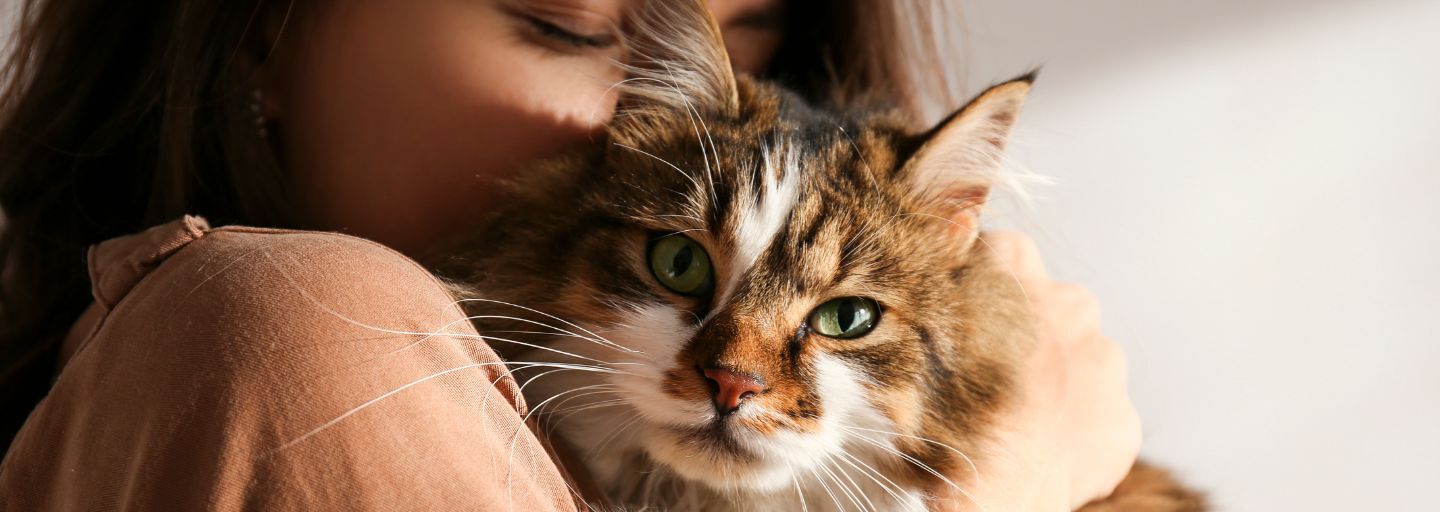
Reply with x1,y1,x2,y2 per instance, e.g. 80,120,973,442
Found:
278,0,622,254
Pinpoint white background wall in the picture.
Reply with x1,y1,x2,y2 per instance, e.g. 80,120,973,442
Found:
2,0,1435,509
964,0,1439,510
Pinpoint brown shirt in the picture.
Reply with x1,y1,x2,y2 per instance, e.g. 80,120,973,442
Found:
0,217,579,510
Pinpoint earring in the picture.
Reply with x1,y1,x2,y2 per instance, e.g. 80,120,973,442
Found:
250,88,269,138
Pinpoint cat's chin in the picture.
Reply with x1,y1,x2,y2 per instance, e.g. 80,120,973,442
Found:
641,424,795,492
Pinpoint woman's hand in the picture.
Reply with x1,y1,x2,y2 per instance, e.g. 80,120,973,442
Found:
937,231,1142,511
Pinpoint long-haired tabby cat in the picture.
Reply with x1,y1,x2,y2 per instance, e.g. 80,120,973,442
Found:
434,1,1203,510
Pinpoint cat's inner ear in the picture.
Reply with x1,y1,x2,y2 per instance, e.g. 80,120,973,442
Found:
899,74,1034,244
614,0,740,123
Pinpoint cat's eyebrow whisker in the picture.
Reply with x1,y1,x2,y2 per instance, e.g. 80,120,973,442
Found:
657,62,721,207
842,430,989,512
841,211,909,264
837,124,883,193
613,142,704,195
839,424,982,488
456,298,636,353
588,75,670,125
653,213,708,230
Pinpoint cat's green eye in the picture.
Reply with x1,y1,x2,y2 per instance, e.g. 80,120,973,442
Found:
648,235,714,296
808,297,880,339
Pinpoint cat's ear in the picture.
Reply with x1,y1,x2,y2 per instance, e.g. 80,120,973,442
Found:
898,73,1034,246
612,0,740,137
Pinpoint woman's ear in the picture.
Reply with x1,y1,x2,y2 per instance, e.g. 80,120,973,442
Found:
898,72,1035,247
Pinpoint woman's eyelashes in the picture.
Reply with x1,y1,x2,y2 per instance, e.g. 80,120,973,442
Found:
504,0,621,55
524,15,618,50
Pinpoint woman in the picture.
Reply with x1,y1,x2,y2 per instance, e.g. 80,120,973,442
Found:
0,0,1138,509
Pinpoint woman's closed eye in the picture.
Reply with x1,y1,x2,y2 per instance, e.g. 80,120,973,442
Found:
525,15,617,49
507,2,621,53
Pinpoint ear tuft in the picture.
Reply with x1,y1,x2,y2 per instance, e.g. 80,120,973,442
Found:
899,72,1036,245
616,0,739,115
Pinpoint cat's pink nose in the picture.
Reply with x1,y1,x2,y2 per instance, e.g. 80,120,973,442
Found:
702,366,764,416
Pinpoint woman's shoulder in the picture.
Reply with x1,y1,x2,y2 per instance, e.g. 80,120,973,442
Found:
92,214,440,303
91,216,451,309
65,216,472,365
15,218,553,511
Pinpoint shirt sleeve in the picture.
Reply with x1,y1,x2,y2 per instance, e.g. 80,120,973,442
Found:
1,221,580,511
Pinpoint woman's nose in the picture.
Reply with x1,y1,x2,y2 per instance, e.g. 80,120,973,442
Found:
701,366,766,417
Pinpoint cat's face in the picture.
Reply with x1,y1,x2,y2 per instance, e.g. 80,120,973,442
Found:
579,87,1006,491
459,81,1032,496
447,0,1034,499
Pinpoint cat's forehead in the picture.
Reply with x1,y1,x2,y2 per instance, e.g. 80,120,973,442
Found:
595,92,940,309
604,84,910,221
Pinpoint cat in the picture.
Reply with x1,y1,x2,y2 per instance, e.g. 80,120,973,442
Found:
433,1,1204,510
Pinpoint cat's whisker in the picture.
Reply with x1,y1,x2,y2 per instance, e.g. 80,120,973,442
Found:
535,391,619,431
269,264,498,354
839,424,982,488
481,328,644,351
834,450,914,511
807,464,848,512
457,298,636,353
524,382,619,415
588,414,646,459
268,360,617,455
843,430,989,512
544,399,628,432
504,382,620,495
533,387,622,425
784,459,810,512
477,334,631,367
475,328,595,340
464,314,629,354
821,452,876,512
486,361,627,420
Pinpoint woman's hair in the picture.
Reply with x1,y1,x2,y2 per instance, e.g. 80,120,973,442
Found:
0,0,962,449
